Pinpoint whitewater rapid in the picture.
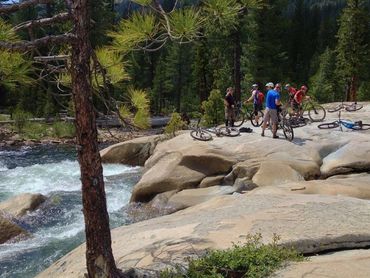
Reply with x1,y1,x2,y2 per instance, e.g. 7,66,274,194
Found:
0,146,141,278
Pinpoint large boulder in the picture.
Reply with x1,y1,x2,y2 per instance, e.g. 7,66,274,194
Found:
0,193,47,218
0,213,29,244
37,191,370,277
278,173,370,200
274,249,370,278
100,134,168,166
130,142,237,202
320,139,370,178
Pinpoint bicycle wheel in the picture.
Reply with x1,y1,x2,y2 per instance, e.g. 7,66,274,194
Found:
359,124,370,130
233,110,245,127
288,116,307,128
318,122,339,129
281,120,294,141
327,105,342,113
351,123,370,131
250,111,264,127
190,129,212,141
308,105,326,122
220,127,240,137
345,103,363,112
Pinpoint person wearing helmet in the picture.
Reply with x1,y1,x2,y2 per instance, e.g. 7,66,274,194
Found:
293,85,309,117
224,87,235,127
261,82,281,139
285,83,297,112
245,83,264,120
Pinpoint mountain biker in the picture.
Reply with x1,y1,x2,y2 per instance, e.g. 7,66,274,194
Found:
293,85,309,117
224,87,235,127
285,84,297,100
246,84,264,121
261,82,281,139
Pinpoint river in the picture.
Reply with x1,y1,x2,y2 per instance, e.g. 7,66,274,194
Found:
0,145,142,277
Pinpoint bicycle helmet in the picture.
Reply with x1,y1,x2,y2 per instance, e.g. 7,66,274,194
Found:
265,82,274,88
285,84,291,89
252,84,258,88
301,85,308,91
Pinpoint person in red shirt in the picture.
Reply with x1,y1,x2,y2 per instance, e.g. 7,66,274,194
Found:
293,85,309,117
284,84,297,107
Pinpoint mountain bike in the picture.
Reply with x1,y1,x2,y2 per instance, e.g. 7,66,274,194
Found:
290,98,326,122
278,109,294,141
233,102,264,127
318,111,370,131
261,107,294,141
327,101,363,113
190,119,240,141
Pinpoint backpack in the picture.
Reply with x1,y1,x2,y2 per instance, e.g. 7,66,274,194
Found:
257,91,264,104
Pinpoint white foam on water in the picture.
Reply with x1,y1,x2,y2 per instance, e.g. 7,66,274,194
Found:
0,160,139,197
0,161,7,172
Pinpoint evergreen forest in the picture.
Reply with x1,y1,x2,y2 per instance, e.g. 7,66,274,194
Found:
1,0,370,119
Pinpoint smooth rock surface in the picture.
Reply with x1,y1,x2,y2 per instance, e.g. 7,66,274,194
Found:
37,191,370,277
274,249,370,278
100,134,168,166
167,185,236,210
0,213,29,244
0,193,47,218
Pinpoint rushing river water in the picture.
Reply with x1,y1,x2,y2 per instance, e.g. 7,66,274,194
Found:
0,145,142,278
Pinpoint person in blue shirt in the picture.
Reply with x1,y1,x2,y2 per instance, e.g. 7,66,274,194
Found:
261,82,281,138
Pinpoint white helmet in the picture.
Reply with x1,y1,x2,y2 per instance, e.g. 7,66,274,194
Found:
252,84,258,88
265,82,274,88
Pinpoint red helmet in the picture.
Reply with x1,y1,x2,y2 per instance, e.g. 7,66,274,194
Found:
301,85,308,91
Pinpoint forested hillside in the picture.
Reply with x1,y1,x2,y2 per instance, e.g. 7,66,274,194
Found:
1,0,370,117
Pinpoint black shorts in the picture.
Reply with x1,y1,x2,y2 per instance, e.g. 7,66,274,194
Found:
253,103,263,113
292,101,302,111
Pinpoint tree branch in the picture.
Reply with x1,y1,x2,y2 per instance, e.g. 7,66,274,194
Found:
0,0,54,14
34,55,70,61
13,12,71,31
0,34,76,51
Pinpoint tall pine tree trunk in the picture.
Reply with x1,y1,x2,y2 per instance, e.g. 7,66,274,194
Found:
233,29,241,102
349,75,358,102
70,1,120,277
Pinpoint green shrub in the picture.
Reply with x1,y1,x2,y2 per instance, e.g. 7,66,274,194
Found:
22,122,49,140
0,114,10,121
164,112,186,135
161,234,304,278
201,89,225,126
52,121,75,138
12,108,32,133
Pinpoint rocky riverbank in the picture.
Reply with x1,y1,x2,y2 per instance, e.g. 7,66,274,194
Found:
6,102,370,277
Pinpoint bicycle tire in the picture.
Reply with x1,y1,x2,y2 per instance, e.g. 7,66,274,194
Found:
351,123,370,131
281,120,294,141
327,105,342,113
250,111,264,127
345,103,363,112
190,130,212,141
359,124,370,130
233,112,245,127
318,122,339,129
220,127,240,137
308,105,326,122
288,116,307,128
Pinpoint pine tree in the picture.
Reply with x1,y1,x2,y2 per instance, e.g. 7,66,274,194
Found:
335,0,370,101
309,47,337,102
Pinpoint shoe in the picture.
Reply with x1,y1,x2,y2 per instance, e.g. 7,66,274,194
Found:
273,135,279,139
261,132,265,137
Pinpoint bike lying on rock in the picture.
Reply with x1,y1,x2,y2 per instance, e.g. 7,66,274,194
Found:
327,101,363,113
318,111,370,131
190,119,240,141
